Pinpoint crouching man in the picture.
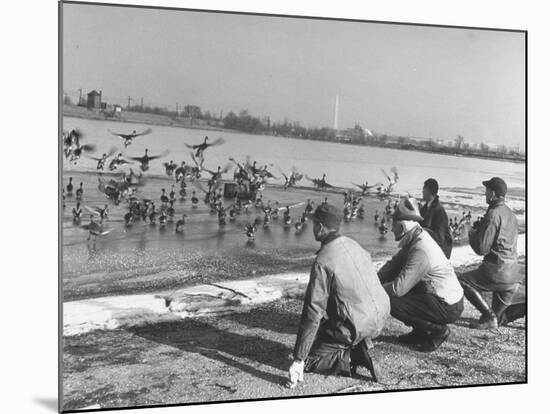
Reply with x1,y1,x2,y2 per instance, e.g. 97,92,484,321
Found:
288,203,390,387
459,177,521,329
378,198,464,352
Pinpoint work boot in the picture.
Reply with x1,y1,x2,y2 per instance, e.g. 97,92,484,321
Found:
350,340,379,382
417,325,451,352
462,284,497,329
398,329,428,345
470,312,498,329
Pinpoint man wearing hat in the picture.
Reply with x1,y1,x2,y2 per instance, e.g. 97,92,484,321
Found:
288,203,390,387
420,178,453,259
378,198,464,352
459,177,521,329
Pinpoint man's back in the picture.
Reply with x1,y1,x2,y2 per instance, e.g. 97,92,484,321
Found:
470,199,518,265
420,197,453,258
316,236,390,343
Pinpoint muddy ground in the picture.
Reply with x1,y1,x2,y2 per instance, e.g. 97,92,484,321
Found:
62,263,526,412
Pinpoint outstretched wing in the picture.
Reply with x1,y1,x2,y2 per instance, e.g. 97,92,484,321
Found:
209,137,225,147
192,180,208,194
220,162,233,174
84,206,100,216
190,152,204,168
277,166,288,180
147,150,169,161
80,144,96,153
135,128,152,137
381,168,391,182
390,166,399,181
108,129,130,139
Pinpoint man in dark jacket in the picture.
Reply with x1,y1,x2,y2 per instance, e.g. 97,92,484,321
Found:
420,178,453,259
288,203,390,387
378,198,464,352
459,177,521,329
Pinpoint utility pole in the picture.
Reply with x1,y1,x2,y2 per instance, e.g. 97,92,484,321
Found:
140,97,143,112
78,88,82,105
127,96,132,110
176,103,179,116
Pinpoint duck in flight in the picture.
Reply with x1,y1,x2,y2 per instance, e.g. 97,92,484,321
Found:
130,148,167,172
109,128,152,148
185,136,225,159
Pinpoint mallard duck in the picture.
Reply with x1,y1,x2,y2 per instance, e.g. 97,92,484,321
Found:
66,177,74,196
175,214,188,233
72,202,82,222
160,188,169,204
75,182,84,200
108,153,131,171
378,217,388,235
163,160,177,176
184,136,225,159
191,191,199,208
167,200,175,218
109,128,152,148
81,215,110,241
130,148,167,172
149,203,157,224
245,217,261,241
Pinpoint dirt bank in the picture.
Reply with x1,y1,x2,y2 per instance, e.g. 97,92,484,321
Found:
62,261,526,411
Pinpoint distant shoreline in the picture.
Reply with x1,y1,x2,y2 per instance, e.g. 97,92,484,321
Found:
63,104,525,165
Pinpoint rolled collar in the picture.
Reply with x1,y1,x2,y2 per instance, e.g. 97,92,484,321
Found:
488,197,505,208
315,231,341,254
398,225,423,249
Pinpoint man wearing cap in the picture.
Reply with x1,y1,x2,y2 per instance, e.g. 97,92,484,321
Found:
459,177,521,329
378,198,464,352
420,178,453,259
288,203,390,387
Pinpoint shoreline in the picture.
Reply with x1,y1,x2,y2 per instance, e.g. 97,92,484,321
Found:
63,234,525,337
63,106,525,165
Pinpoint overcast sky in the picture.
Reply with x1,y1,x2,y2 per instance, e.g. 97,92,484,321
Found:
62,3,525,147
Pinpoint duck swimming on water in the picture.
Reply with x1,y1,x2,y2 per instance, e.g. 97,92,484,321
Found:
75,182,84,201
72,202,82,223
175,214,188,233
66,177,74,196
191,191,199,208
163,160,177,176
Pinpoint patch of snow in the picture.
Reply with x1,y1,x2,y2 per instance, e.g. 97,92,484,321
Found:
63,235,525,337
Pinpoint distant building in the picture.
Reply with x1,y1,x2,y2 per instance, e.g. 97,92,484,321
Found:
114,104,122,113
87,90,102,109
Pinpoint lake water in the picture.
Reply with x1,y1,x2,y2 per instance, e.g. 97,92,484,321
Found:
62,117,526,299
63,117,525,193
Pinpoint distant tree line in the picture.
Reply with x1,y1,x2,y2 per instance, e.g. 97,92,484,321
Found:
70,98,524,162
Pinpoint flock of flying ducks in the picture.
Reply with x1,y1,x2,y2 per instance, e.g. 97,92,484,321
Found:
63,127,409,244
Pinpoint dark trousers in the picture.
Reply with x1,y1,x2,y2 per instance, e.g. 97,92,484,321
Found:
304,337,352,376
390,292,464,332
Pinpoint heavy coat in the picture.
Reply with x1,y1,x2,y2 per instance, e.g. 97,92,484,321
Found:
419,196,453,259
378,226,463,305
293,234,390,361
468,198,519,283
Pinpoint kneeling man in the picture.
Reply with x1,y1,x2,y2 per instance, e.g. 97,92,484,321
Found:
289,203,390,387
378,198,464,352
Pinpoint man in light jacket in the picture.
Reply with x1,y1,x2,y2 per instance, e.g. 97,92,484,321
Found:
288,203,390,387
459,177,521,329
378,198,464,352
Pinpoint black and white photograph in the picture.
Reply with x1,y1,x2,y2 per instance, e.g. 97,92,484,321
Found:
59,1,526,412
